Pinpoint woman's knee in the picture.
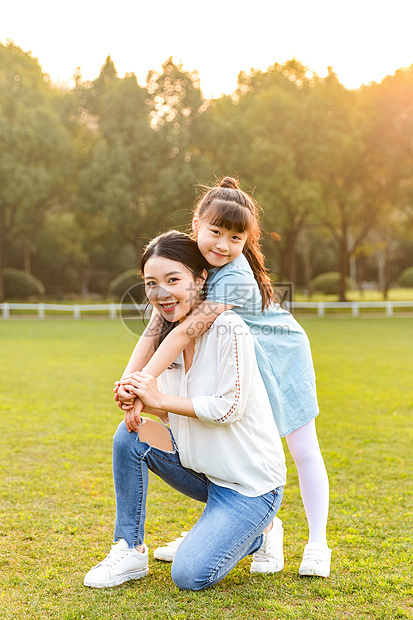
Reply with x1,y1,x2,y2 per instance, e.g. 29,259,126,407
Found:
171,556,210,591
113,421,138,453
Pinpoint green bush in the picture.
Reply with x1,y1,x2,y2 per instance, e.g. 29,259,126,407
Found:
2,268,45,300
108,268,145,301
311,271,352,295
397,266,413,288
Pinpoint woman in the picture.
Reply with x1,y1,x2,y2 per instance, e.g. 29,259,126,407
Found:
84,231,286,591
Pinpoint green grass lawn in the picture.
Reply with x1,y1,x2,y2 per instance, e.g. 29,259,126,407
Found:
0,319,412,620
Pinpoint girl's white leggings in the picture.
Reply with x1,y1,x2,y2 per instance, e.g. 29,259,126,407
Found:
285,419,329,546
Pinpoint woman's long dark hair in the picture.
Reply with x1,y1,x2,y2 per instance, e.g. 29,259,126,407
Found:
141,230,209,353
194,176,275,310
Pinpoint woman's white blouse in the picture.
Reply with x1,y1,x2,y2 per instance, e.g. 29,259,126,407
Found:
157,311,286,497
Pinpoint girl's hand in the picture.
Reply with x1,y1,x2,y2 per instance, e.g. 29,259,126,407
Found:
114,381,135,408
124,397,143,433
119,372,163,410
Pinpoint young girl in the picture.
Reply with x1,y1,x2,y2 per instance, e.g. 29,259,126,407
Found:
116,177,331,577
85,231,286,590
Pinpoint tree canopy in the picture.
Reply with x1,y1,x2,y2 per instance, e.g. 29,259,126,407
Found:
1,42,413,301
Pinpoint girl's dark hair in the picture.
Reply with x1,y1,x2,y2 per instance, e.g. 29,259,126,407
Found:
140,230,209,353
194,176,274,310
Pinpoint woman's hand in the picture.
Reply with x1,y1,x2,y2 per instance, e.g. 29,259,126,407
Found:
119,372,163,410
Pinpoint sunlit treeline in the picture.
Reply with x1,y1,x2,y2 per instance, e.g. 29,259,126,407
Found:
1,41,412,301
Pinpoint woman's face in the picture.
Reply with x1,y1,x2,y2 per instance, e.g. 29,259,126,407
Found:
143,255,205,322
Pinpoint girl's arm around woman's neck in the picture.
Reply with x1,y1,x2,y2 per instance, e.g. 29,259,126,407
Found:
143,301,233,378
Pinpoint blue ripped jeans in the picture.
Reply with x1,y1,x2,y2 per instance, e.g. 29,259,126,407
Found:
112,421,284,591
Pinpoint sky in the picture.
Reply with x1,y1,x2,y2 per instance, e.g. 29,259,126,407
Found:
1,0,413,98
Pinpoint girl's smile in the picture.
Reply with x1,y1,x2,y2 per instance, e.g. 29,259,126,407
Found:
212,250,229,259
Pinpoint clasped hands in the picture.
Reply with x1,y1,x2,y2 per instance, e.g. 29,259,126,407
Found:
114,371,167,433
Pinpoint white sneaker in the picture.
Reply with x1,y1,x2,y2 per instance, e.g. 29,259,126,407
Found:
84,539,149,588
250,517,284,573
299,543,331,577
153,531,188,562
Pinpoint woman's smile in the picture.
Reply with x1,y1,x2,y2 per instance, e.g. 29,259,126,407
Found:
160,301,179,313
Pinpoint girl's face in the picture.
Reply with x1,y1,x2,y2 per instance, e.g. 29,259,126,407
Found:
193,216,248,267
144,255,206,322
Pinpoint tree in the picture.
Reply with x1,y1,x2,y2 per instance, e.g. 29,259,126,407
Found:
145,58,212,229
364,67,413,273
73,59,161,291
75,56,212,292
302,69,391,300
203,61,324,281
0,42,73,300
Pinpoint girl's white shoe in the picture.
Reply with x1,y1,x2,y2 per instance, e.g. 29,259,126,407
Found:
299,543,331,577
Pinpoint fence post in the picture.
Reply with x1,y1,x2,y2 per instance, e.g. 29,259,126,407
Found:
318,302,325,317
109,303,117,320
2,303,10,319
386,301,393,317
73,305,81,320
38,303,45,319
352,302,359,317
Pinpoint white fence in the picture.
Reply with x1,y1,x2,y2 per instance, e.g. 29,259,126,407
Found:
292,300,413,317
0,303,148,320
1,301,413,319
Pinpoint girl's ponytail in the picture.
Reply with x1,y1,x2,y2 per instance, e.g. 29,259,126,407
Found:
219,176,240,190
243,223,274,311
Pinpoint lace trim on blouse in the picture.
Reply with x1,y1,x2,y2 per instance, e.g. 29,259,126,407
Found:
215,334,240,423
